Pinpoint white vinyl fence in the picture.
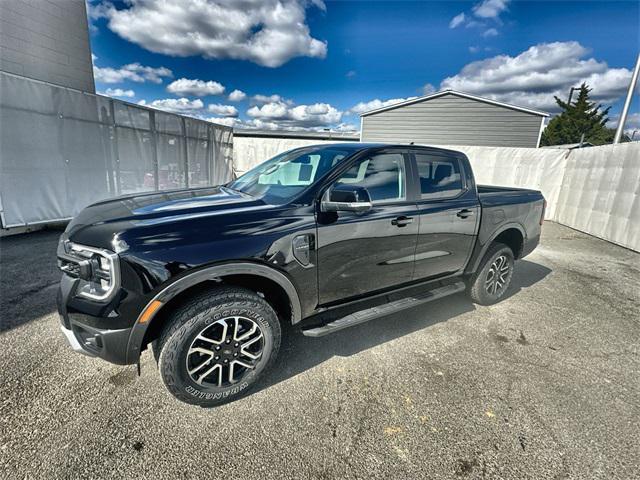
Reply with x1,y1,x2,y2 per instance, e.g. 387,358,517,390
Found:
235,140,640,252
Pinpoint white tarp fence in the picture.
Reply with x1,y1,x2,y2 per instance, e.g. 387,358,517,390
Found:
0,72,234,228
440,146,568,221
233,136,355,176
235,139,640,252
555,143,639,252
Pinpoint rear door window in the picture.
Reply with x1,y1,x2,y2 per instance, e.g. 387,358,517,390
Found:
414,153,464,200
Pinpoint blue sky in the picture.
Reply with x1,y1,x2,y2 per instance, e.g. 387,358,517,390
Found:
89,0,640,133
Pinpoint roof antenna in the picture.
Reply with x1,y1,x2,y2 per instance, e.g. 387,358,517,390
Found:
410,141,414,145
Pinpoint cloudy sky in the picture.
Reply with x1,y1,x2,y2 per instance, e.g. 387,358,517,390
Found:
89,0,640,133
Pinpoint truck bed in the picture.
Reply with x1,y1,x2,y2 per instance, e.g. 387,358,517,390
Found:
477,184,543,207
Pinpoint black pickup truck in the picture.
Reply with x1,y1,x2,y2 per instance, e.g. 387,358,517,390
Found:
58,143,545,406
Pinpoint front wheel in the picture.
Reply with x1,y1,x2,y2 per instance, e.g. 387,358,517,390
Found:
469,243,515,306
154,286,281,407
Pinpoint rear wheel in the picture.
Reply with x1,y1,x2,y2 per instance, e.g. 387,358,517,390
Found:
469,243,514,306
154,286,281,407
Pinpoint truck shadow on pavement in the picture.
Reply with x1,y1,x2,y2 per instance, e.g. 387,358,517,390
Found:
252,259,551,396
0,229,63,332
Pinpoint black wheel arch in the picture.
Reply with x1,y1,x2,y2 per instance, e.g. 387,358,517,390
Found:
125,262,302,363
465,223,526,275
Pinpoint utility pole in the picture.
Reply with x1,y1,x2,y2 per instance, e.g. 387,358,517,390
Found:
614,52,640,144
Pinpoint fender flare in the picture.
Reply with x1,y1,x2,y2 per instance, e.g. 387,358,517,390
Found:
467,223,526,274
125,262,302,363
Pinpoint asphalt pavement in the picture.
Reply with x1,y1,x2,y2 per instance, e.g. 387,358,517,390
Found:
0,222,638,479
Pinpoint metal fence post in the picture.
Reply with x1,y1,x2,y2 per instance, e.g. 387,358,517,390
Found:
108,98,121,196
149,110,159,190
614,53,640,144
182,117,189,188
207,125,214,185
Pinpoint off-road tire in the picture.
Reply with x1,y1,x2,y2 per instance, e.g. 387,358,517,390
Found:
153,286,281,407
469,242,515,306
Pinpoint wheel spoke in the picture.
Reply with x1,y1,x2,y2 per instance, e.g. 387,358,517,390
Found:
235,322,258,342
195,363,221,385
485,269,495,285
188,346,215,357
195,320,227,345
241,333,263,348
229,362,236,384
231,317,241,341
240,348,261,360
231,359,254,370
188,357,212,376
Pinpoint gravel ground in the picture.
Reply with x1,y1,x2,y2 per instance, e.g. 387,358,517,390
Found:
0,222,638,480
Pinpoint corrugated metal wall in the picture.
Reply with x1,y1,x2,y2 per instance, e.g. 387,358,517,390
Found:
361,93,544,148
0,0,95,92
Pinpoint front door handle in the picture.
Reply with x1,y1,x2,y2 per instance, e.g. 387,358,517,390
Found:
456,209,474,219
391,216,413,227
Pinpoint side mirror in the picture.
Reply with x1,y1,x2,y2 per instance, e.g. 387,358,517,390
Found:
321,184,372,213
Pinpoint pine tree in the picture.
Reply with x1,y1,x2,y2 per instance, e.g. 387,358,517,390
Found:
540,83,620,146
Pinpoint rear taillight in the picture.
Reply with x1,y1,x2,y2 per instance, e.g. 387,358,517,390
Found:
540,199,547,226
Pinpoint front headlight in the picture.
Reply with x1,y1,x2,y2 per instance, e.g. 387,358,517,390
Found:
58,240,120,301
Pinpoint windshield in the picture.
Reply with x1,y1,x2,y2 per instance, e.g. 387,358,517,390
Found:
228,146,353,204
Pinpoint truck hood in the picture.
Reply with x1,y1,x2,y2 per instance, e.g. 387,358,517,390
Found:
65,186,267,249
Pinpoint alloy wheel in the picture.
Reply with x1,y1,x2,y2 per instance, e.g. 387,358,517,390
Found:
185,316,264,387
485,255,511,296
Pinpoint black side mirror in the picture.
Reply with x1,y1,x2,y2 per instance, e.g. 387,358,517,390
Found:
321,184,372,213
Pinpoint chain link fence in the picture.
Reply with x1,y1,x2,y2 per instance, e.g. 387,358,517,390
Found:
0,71,234,228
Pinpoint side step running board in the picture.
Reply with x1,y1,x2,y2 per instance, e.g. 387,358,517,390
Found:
301,281,466,338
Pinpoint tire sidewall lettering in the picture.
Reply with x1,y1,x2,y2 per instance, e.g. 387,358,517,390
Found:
184,381,249,400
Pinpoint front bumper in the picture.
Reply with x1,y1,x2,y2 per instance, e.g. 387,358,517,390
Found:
57,273,138,365
58,312,134,365
60,323,94,357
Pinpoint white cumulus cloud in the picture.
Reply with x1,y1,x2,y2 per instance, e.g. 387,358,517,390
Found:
206,117,241,128
101,0,327,68
609,112,640,137
482,28,499,38
439,41,634,112
349,97,418,115
100,88,135,98
246,101,342,128
228,89,247,102
138,98,204,114
449,0,510,31
422,83,436,95
207,104,239,117
473,0,509,19
251,94,292,105
93,62,173,84
166,78,225,96
449,13,466,29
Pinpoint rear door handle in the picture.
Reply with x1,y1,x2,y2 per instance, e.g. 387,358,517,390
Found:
391,216,413,227
456,209,474,219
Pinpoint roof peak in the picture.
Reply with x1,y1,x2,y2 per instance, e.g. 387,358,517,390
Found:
359,90,549,118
